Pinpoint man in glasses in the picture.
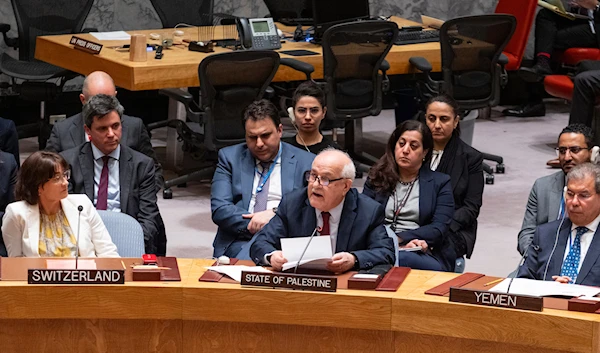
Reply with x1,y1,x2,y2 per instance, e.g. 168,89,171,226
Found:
250,149,395,273
211,100,314,259
518,123,595,255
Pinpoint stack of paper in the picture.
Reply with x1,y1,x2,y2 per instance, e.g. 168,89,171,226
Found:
205,265,271,282
281,236,333,272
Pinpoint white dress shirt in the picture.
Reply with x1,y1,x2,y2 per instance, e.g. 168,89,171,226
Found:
564,213,600,273
315,197,345,253
430,150,444,171
91,143,121,212
248,149,282,213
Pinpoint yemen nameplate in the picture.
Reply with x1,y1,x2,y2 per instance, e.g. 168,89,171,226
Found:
241,271,336,292
28,269,125,284
70,36,103,54
449,287,543,312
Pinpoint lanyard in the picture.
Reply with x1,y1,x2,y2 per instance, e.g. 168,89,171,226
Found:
391,179,417,231
255,144,282,194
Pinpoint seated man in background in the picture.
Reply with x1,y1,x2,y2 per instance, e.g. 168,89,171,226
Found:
46,71,163,191
0,117,19,166
0,149,17,256
518,163,600,285
61,94,163,254
211,99,314,258
570,68,600,129
518,124,594,254
250,149,395,272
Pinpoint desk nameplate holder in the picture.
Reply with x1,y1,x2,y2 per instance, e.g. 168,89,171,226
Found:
241,271,337,292
70,36,103,54
449,287,543,312
28,269,125,285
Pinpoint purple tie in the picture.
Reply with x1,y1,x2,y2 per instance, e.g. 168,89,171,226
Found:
254,162,271,212
97,156,109,210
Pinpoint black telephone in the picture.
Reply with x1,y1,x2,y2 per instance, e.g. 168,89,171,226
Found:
236,17,281,50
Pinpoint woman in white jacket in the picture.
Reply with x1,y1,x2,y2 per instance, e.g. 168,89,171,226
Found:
2,151,119,257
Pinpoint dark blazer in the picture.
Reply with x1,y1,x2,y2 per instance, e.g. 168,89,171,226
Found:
60,142,162,255
211,142,315,257
436,137,484,258
0,151,17,257
0,117,19,166
250,188,395,269
518,219,600,286
47,113,163,191
363,167,456,271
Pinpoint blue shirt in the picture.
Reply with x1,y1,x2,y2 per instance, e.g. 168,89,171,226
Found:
91,143,121,212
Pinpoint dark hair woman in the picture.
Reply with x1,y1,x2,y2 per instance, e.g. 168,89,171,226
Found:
363,120,456,271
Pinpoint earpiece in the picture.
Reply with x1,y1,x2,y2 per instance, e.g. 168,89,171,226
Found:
564,186,568,201
591,146,600,164
287,107,296,126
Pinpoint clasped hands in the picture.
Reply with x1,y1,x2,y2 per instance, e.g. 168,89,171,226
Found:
242,209,276,234
269,251,356,273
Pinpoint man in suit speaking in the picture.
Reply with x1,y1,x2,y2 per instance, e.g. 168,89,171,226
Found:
519,163,600,285
518,124,595,255
250,149,395,273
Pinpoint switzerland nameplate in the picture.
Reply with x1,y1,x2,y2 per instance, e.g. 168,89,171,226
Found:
241,271,337,292
449,287,543,312
28,269,125,285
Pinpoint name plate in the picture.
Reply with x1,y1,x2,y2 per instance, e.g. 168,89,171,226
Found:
28,269,125,285
449,287,543,312
69,36,103,54
241,271,336,292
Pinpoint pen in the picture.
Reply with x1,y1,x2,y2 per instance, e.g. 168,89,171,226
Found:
121,260,126,270
483,278,503,287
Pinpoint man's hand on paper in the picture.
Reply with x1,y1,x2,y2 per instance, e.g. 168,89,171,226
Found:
269,251,288,271
552,275,573,284
327,252,355,273
243,209,276,234
402,239,428,251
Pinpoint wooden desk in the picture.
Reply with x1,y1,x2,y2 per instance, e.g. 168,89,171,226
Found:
0,259,599,353
34,17,441,91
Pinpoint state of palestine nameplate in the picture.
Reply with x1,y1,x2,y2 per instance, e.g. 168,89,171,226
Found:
241,271,337,292
449,287,543,311
28,269,125,284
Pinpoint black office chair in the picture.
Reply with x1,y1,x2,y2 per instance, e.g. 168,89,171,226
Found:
0,0,94,149
409,14,516,184
286,21,398,167
148,51,281,199
150,0,215,27
262,0,312,20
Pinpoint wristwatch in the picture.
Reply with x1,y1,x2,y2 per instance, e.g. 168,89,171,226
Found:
272,207,278,214
352,253,359,270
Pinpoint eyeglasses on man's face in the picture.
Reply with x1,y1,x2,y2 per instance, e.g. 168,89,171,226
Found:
305,171,344,186
555,146,590,155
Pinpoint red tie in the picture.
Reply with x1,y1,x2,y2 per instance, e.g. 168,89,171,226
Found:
97,156,109,210
321,211,331,235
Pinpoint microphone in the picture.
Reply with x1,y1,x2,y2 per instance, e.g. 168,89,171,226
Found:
75,205,83,269
506,240,536,294
542,209,567,281
294,226,321,273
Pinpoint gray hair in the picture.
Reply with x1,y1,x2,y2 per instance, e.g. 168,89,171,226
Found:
318,147,356,181
567,162,600,193
82,94,124,128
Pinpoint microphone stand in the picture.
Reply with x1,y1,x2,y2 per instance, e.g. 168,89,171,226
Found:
75,205,83,269
294,226,321,274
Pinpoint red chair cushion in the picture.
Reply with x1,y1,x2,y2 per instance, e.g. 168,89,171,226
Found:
495,0,537,70
544,75,573,100
561,48,600,66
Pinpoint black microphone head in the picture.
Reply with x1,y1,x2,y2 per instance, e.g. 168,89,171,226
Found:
78,205,83,212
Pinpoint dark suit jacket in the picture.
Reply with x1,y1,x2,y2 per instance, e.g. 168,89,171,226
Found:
211,142,315,257
60,142,162,254
362,167,456,271
0,151,17,257
250,188,395,269
436,137,484,258
0,117,19,166
47,113,163,191
518,219,600,286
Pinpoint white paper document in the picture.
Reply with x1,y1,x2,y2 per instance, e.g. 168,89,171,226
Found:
489,278,600,298
90,31,131,41
205,265,271,283
46,259,97,269
280,236,333,272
